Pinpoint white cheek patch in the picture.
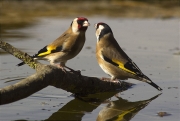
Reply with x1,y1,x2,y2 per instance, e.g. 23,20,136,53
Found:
72,25,79,33
72,18,80,34
96,25,104,42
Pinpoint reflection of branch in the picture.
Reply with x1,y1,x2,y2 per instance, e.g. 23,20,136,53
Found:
0,40,133,105
97,93,161,121
46,92,118,121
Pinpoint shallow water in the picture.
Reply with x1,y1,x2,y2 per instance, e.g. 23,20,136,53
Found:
0,17,179,121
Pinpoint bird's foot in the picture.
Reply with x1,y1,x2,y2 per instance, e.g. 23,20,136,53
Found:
101,77,121,85
111,79,121,84
65,66,81,77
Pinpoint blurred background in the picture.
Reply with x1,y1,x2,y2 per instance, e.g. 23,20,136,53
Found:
1,0,180,30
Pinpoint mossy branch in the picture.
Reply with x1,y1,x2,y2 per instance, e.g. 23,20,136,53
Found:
0,40,41,69
0,40,133,105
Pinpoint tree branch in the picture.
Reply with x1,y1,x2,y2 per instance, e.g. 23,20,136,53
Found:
0,40,133,105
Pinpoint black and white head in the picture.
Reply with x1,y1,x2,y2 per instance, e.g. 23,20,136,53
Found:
94,22,113,41
71,17,90,33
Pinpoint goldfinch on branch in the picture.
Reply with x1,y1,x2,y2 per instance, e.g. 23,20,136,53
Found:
95,22,162,91
17,17,90,72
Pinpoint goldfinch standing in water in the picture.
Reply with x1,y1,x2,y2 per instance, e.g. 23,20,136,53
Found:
95,22,162,91
17,17,90,72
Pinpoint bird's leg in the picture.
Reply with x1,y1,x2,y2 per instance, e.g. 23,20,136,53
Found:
51,61,67,73
53,62,67,73
112,79,121,84
56,65,67,73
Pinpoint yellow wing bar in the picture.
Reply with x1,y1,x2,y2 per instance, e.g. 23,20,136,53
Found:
112,59,136,75
38,45,56,56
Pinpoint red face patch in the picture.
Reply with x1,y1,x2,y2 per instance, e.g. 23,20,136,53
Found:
77,17,89,31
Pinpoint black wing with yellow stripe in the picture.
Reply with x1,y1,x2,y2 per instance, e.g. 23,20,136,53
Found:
102,54,143,77
33,45,62,58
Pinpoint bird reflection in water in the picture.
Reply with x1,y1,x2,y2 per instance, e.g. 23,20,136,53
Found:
46,92,161,121
97,94,161,121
